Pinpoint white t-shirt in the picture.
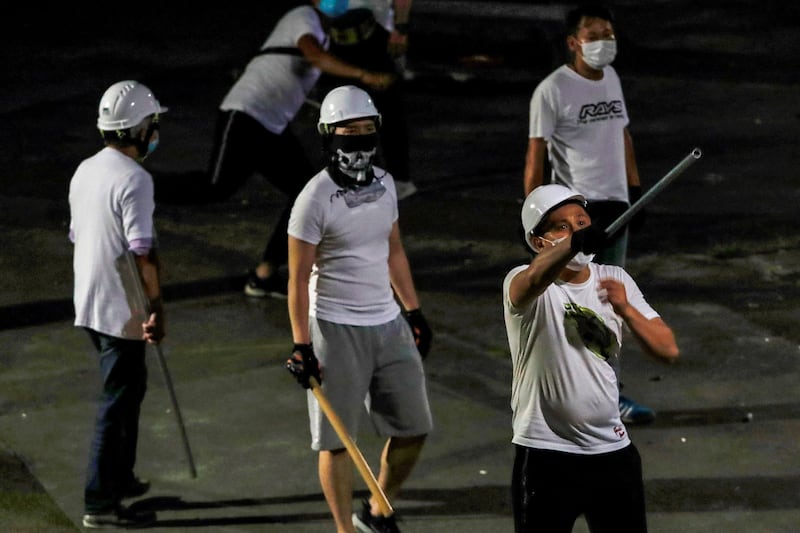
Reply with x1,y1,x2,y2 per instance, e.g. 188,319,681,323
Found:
529,64,630,202
69,147,155,339
502,262,658,454
288,168,401,326
220,6,328,134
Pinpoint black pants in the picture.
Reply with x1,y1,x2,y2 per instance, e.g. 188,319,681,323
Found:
211,110,314,266
511,444,647,533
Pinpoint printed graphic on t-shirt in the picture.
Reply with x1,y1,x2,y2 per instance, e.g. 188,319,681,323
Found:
330,179,386,208
578,100,624,124
563,302,618,361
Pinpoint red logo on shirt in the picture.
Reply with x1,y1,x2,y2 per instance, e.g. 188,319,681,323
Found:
614,425,626,439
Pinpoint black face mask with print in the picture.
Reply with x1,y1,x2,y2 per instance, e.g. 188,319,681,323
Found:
327,133,379,187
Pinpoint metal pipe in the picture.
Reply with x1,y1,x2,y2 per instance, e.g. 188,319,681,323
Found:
123,252,197,479
605,147,702,238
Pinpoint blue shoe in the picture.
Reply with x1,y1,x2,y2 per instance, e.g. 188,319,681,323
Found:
619,395,656,425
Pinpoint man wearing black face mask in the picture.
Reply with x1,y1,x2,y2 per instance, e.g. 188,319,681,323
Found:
285,85,433,532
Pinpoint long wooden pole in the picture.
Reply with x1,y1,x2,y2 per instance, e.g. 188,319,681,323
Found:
308,376,393,517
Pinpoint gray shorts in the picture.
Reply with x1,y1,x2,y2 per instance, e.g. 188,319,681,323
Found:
307,314,434,451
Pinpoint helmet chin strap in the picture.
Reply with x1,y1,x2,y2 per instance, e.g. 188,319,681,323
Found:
134,120,160,160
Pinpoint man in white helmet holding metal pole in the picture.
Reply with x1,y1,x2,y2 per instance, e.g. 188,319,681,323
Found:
69,80,166,529
285,85,432,533
503,184,679,532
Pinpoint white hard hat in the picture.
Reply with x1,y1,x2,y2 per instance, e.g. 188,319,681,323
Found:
97,80,167,131
317,85,381,134
521,184,586,251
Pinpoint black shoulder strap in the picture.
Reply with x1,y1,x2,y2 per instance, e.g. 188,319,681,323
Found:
255,46,303,57
233,46,303,81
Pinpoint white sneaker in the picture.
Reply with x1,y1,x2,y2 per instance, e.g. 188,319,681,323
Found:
82,505,156,528
395,181,418,200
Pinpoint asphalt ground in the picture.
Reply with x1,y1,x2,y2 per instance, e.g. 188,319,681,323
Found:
3,1,800,531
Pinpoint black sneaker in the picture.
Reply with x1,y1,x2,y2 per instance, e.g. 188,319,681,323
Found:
243,270,288,299
121,477,150,499
352,499,400,533
82,504,156,529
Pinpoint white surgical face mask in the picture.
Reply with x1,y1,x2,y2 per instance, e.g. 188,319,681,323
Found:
539,235,595,271
580,39,617,70
566,252,595,271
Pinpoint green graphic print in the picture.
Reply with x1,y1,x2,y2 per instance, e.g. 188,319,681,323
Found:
563,303,618,361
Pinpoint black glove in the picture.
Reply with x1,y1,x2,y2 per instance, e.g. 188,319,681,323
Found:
570,224,607,254
404,309,432,359
286,343,322,389
628,185,646,233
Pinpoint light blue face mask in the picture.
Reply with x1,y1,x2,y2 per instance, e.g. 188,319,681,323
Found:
147,138,159,156
318,0,348,17
137,137,159,162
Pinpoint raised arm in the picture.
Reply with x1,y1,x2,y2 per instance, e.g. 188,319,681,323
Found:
508,233,574,308
388,0,412,57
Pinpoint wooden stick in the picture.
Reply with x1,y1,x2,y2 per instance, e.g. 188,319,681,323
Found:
308,376,393,517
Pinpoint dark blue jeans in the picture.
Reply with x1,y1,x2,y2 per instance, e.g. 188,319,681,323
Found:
83,329,148,513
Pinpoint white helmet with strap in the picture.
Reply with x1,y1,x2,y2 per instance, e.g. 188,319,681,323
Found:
317,85,381,135
521,184,586,251
97,80,167,131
